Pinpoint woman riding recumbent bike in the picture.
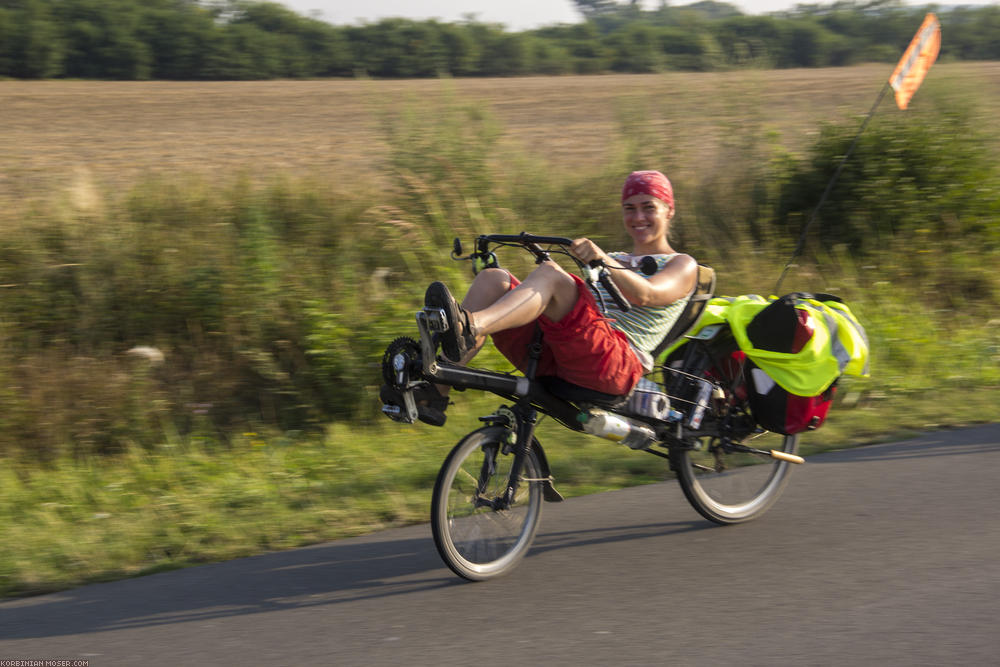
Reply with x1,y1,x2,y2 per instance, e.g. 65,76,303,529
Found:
379,231,843,581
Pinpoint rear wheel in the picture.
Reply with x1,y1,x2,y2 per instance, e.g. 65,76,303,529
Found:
673,430,798,525
431,427,543,580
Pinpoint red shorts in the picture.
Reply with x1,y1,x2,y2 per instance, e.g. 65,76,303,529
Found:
490,273,643,396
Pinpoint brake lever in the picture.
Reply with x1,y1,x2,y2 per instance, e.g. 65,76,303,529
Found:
450,236,499,274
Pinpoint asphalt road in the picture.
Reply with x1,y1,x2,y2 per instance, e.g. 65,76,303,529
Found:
2,424,998,666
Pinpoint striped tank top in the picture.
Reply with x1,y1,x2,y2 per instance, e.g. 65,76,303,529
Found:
591,252,690,367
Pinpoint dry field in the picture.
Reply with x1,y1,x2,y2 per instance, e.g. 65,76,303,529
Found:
2,62,999,202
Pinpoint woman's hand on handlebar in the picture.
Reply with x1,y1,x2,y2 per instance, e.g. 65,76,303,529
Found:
569,237,612,267
569,238,634,312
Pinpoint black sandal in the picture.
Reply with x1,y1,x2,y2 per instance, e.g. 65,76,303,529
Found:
424,281,477,363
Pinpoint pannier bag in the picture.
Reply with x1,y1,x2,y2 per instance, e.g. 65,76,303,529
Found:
746,360,836,435
662,292,869,435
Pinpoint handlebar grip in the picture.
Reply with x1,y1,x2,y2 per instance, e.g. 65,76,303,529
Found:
591,261,631,312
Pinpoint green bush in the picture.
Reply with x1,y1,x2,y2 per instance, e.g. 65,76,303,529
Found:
780,110,998,249
775,85,1000,305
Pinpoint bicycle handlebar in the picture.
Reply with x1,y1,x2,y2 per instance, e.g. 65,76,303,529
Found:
479,232,574,246
470,232,632,313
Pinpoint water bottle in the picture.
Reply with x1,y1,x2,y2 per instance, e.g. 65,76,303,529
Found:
578,409,658,450
687,379,714,430
627,377,671,420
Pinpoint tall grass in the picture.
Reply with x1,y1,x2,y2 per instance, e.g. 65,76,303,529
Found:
1,78,998,596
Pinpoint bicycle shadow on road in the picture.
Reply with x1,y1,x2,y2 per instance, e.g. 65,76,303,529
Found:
0,512,704,641
0,528,444,641
531,519,708,557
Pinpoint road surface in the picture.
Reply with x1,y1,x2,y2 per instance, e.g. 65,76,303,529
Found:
2,424,998,666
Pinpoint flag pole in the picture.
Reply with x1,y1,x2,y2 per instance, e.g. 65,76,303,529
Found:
773,12,940,295
773,82,891,296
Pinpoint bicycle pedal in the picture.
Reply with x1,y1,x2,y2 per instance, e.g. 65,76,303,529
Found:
422,307,450,333
381,403,415,424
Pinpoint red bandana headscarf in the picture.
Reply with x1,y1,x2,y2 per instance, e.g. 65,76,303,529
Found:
621,170,674,209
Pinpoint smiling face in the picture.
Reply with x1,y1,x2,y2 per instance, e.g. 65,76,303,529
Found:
622,193,674,254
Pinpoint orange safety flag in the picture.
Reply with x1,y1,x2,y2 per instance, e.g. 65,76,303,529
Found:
888,13,941,110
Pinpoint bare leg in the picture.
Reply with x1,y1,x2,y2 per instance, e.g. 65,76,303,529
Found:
457,267,511,362
434,262,579,394
453,262,578,362
468,261,578,334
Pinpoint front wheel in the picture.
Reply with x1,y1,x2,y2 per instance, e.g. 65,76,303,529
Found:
431,427,543,580
672,430,799,525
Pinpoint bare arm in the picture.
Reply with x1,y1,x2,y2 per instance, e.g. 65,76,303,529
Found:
569,238,697,307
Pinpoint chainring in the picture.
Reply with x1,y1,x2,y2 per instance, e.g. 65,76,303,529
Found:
381,336,423,388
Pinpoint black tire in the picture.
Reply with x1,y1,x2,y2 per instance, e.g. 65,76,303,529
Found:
672,431,799,525
431,427,543,581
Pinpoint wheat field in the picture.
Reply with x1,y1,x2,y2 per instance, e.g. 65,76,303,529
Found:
4,62,998,203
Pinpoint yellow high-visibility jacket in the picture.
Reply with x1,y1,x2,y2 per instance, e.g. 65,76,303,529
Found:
661,293,870,397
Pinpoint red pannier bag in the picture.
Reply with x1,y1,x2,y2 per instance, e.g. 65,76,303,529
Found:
746,360,836,435
743,294,838,436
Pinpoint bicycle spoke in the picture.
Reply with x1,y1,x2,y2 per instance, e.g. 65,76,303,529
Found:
431,427,543,580
675,431,798,524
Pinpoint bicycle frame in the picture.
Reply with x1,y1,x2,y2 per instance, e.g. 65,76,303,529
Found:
389,232,806,579
388,232,742,504
412,299,734,506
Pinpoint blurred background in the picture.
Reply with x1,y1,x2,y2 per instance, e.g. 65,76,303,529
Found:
0,0,997,596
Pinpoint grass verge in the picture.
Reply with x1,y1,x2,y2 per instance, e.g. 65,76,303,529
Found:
2,378,996,599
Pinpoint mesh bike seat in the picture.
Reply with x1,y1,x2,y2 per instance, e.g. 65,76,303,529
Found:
537,375,628,409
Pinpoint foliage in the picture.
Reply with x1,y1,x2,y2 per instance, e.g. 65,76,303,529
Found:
776,83,1000,305
4,351,997,598
1,0,999,80
0,99,514,459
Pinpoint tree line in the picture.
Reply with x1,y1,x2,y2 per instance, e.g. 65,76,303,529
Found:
1,0,998,80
